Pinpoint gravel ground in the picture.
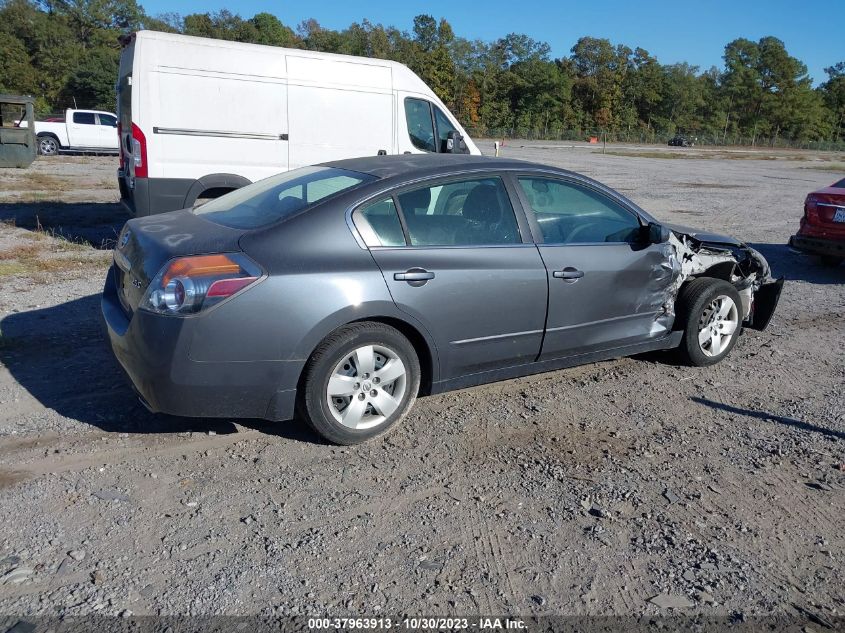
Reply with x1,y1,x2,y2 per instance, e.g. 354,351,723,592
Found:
0,146,842,622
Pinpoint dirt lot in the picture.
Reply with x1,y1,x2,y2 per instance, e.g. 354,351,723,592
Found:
0,145,842,622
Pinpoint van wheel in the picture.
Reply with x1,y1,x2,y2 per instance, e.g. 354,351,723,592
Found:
300,322,420,445
38,135,59,156
676,278,743,367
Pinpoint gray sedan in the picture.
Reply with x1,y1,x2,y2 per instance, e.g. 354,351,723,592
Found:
102,155,783,444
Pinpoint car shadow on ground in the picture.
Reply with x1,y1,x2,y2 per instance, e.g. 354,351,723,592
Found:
692,397,844,441
749,242,843,285
0,293,324,444
0,201,128,249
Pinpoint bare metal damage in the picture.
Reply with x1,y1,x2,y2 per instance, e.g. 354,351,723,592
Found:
648,231,780,333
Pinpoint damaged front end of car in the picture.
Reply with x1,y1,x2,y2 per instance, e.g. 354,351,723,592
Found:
666,230,784,331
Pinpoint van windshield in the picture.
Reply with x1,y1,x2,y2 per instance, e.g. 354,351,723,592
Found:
194,167,376,229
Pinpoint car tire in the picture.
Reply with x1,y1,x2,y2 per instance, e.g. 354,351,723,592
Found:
300,322,421,445
676,277,743,367
37,135,59,156
819,255,843,268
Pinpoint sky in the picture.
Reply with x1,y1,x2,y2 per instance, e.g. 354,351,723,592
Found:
138,0,844,85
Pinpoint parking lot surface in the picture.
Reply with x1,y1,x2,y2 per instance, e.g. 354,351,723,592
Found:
0,145,842,619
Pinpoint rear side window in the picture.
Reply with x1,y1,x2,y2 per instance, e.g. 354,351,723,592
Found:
73,112,96,125
195,166,375,229
353,198,405,247
518,177,641,244
397,177,521,246
404,98,436,152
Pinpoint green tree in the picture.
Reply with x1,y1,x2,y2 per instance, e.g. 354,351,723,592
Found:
820,62,845,141
60,45,118,109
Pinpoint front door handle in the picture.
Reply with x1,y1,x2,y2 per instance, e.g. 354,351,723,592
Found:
394,268,435,286
553,267,584,280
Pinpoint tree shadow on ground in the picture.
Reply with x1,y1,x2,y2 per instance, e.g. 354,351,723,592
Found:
0,201,128,249
692,396,844,441
0,293,323,444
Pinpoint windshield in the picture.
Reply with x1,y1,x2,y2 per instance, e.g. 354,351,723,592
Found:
195,166,376,229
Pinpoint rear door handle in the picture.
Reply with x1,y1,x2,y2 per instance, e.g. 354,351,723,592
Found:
553,268,584,280
394,268,435,286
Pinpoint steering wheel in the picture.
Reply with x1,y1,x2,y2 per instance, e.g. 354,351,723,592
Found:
564,222,599,244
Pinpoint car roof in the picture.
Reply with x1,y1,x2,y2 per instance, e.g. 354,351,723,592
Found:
320,154,559,180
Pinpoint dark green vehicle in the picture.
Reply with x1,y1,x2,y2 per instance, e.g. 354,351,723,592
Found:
0,94,36,168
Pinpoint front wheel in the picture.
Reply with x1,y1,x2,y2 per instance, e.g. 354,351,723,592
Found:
300,322,420,445
676,278,743,366
37,135,59,156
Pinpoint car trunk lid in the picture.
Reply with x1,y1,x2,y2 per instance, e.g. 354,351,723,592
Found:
806,188,845,233
114,209,246,314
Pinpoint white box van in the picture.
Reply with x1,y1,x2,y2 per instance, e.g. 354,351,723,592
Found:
117,30,480,216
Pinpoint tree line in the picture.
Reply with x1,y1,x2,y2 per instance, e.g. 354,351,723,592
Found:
1,0,844,147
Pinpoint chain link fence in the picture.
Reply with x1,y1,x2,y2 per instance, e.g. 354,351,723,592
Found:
466,127,845,152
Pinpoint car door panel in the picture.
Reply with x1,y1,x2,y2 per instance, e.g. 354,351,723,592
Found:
353,176,547,379
538,242,675,360
369,246,548,377
510,174,677,361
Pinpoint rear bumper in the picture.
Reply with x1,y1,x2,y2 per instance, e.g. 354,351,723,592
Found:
101,266,300,421
118,171,195,217
789,234,845,259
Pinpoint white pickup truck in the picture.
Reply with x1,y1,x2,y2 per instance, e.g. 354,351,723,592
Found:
21,108,119,155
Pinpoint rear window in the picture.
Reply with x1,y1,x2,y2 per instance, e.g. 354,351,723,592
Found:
73,112,96,124
833,178,845,189
194,167,375,229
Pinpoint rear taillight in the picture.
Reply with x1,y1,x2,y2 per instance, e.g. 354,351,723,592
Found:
131,123,147,178
804,194,819,222
140,253,262,315
117,122,124,170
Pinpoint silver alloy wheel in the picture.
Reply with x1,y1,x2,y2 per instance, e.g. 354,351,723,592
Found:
326,344,407,430
39,136,58,156
697,294,739,357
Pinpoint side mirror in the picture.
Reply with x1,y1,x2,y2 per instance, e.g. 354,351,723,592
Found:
646,222,671,244
444,130,469,154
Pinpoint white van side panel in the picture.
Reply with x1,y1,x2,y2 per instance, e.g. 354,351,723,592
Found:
148,71,288,181
287,55,391,91
286,55,394,170
288,85,394,170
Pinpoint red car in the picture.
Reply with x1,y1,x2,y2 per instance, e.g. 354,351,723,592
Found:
790,177,845,267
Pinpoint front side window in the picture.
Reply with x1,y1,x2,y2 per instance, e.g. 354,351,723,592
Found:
518,177,641,244
73,112,96,125
397,177,521,246
98,113,117,126
195,166,375,229
434,106,457,152
353,198,405,247
404,98,436,152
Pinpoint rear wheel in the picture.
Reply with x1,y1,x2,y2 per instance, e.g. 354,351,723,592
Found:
676,278,743,366
300,322,420,445
819,255,843,268
37,135,59,156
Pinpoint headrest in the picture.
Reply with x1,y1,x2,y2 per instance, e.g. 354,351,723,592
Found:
399,187,431,214
463,185,502,223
